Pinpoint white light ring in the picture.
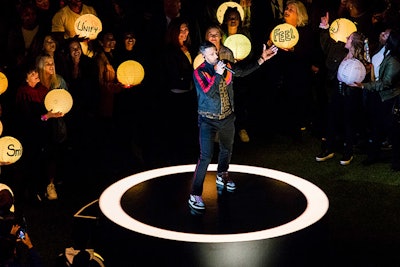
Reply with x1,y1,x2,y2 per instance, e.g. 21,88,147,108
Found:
99,164,329,243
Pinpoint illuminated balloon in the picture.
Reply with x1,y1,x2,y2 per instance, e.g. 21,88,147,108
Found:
224,34,251,61
270,23,299,50
117,60,145,86
216,2,245,25
44,89,73,114
0,136,23,164
0,183,15,212
329,18,357,43
0,72,8,95
193,54,204,70
74,14,103,40
337,58,366,85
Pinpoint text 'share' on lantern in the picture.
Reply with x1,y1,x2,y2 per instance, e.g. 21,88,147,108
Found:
0,72,8,95
74,14,103,40
117,60,145,86
0,136,23,164
44,89,73,114
270,23,299,50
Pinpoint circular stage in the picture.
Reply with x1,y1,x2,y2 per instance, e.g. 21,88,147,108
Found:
98,164,329,266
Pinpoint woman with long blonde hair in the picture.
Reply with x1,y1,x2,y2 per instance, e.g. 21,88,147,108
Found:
35,53,69,200
36,54,68,90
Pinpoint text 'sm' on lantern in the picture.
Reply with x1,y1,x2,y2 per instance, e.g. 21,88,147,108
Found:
74,14,103,40
224,34,251,61
44,89,73,114
0,136,23,164
337,58,366,85
216,2,245,25
329,18,357,43
270,23,299,50
117,60,145,87
0,72,8,95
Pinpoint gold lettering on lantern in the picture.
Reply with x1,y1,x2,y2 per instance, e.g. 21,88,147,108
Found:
6,144,22,157
76,21,100,34
272,27,296,43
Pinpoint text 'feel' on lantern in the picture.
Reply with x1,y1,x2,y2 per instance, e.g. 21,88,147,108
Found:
0,136,23,164
270,23,299,50
44,89,73,114
116,60,145,87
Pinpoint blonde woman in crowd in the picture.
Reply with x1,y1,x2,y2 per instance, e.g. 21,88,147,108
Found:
35,54,69,200
205,24,234,63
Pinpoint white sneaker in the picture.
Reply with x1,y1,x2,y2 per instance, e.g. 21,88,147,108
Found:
188,194,205,210
46,183,58,200
216,172,236,191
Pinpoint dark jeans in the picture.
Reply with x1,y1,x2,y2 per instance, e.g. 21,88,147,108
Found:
363,91,395,157
191,114,235,195
325,84,363,155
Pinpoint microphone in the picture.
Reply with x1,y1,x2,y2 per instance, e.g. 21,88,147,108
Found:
224,65,235,74
220,60,235,74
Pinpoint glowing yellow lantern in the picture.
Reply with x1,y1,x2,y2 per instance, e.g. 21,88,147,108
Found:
0,120,3,136
193,54,204,70
116,60,145,86
44,89,73,114
0,183,14,212
0,136,23,164
270,23,299,50
329,18,357,43
224,34,251,61
0,72,8,95
74,14,103,40
216,2,245,24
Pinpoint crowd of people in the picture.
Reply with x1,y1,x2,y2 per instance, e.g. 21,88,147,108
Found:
0,0,399,256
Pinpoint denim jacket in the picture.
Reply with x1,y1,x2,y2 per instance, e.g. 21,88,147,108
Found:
363,54,400,102
193,60,260,119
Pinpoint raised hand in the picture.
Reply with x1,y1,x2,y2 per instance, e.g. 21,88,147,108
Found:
262,44,278,60
320,12,329,28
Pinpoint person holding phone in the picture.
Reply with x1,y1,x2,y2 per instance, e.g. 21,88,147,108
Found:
0,224,43,266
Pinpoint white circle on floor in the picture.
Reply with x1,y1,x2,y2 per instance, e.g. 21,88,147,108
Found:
99,164,329,243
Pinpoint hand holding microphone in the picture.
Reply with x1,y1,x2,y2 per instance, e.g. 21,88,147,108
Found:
216,60,235,75
223,63,235,74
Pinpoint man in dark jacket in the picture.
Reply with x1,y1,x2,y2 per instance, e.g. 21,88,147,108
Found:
188,41,278,211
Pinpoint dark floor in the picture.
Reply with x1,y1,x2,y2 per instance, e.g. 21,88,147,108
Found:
1,116,400,267
73,161,326,266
